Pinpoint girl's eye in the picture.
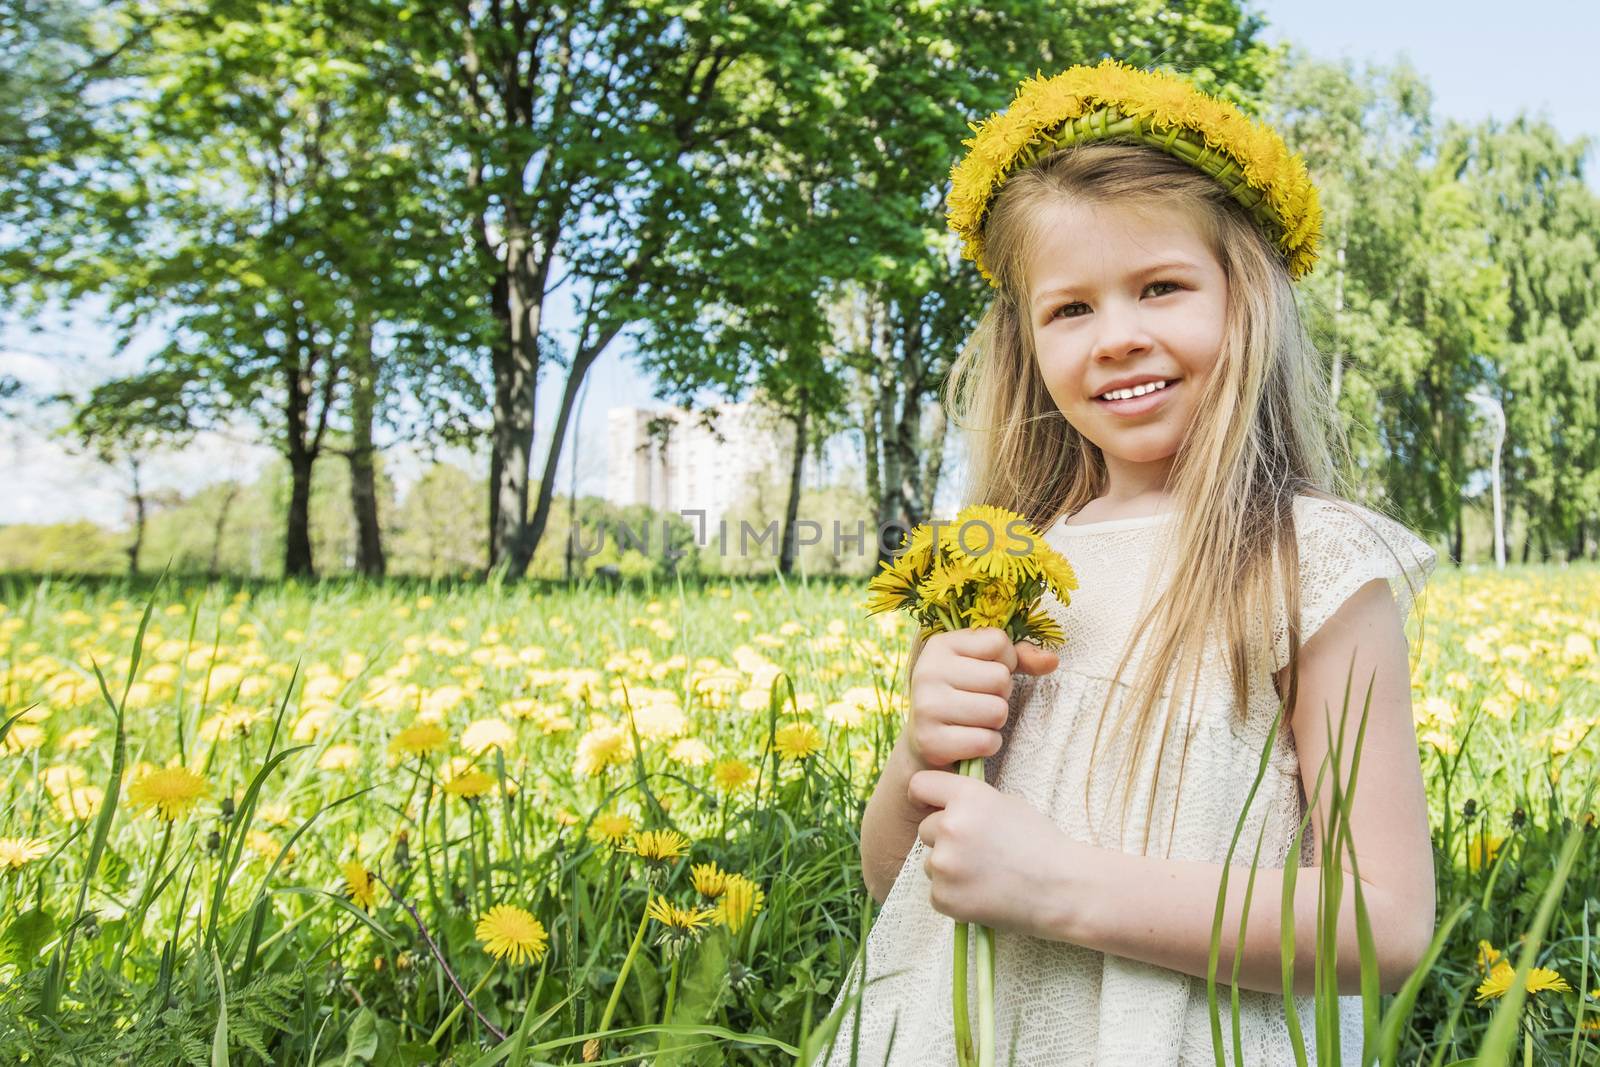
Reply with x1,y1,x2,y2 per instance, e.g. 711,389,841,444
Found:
1050,281,1182,320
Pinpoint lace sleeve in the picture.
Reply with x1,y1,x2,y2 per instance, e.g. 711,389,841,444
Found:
1270,496,1439,676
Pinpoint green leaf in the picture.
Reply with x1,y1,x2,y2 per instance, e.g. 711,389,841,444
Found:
341,1007,380,1065
0,908,56,966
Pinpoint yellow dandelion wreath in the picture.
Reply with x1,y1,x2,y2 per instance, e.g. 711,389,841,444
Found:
947,57,1323,286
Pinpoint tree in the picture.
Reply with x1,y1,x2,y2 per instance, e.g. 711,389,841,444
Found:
1453,117,1600,561
39,0,485,577
392,0,886,577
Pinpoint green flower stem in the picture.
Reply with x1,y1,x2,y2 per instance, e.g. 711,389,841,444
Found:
960,755,998,1067
598,890,652,1036
427,960,498,1046
661,952,682,1024
952,916,974,1067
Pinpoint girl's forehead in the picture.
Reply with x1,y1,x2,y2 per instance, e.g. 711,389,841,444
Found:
1026,200,1216,290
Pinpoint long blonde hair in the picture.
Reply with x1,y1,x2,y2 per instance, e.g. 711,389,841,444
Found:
930,140,1421,854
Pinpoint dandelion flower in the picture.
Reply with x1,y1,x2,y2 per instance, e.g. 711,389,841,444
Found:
1475,960,1573,1003
318,744,361,771
56,726,99,753
691,861,728,898
127,767,209,821
711,759,756,791
714,873,766,933
0,837,49,870
388,722,449,759
476,904,548,965
461,718,516,756
622,829,691,863
648,896,714,934
442,769,496,799
588,811,636,847
668,737,713,767
1476,940,1501,971
1467,834,1504,872
773,722,823,761
55,785,103,821
573,724,632,777
341,860,378,910
4,724,44,754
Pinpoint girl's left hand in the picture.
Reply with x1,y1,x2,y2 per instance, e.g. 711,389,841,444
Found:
907,768,1085,940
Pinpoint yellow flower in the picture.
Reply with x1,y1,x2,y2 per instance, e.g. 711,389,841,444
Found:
964,578,1017,629
317,744,361,772
1476,939,1501,971
772,722,823,761
668,737,713,767
55,785,103,821
461,718,516,756
691,861,728,898
711,758,756,791
0,837,49,870
127,766,209,821
1026,538,1079,599
1467,834,1504,872
622,829,690,863
1475,960,1573,1003
588,811,636,847
476,904,549,965
441,769,496,798
573,724,632,777
56,726,99,753
713,873,766,933
647,896,714,935
917,555,978,609
4,724,45,754
942,505,1033,585
342,860,378,910
388,722,449,758
865,555,922,615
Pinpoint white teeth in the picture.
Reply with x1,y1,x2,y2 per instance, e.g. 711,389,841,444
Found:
1100,379,1172,402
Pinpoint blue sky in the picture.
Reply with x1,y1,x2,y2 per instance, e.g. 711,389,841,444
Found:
4,0,1595,526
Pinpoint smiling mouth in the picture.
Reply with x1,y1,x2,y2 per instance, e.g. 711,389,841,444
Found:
1094,378,1179,402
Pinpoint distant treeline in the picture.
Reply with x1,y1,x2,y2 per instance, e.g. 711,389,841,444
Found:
0,460,881,580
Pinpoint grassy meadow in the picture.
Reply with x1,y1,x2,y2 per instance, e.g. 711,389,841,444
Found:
0,567,1597,1065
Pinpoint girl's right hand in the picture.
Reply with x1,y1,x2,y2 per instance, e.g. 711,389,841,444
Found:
906,628,1059,772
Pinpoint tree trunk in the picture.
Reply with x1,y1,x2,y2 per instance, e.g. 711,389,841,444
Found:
1451,506,1463,566
126,457,146,576
347,316,386,577
920,401,947,520
779,401,808,576
1329,229,1347,408
284,449,314,577
209,482,239,579
487,232,545,571
512,323,622,576
283,351,316,578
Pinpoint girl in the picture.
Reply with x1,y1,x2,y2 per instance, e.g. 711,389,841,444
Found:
815,60,1437,1065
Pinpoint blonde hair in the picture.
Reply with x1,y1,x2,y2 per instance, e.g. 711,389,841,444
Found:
924,140,1422,855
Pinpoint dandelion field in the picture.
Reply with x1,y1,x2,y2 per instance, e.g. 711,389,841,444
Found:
0,567,1597,1065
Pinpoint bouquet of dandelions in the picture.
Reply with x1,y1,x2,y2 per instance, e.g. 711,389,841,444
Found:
865,504,1077,1067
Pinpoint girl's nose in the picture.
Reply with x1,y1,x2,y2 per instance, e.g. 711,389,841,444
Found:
1089,301,1155,361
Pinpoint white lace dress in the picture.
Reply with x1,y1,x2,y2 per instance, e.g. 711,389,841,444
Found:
815,495,1438,1067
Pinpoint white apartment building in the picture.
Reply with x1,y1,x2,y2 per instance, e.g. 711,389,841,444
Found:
606,401,812,526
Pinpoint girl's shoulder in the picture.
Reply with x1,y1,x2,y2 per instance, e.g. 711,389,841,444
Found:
1266,493,1438,674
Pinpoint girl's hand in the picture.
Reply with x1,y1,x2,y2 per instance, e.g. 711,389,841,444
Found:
907,628,1059,772
907,768,1084,940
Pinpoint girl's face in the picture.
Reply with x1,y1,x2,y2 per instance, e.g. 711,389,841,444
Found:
1025,199,1229,497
